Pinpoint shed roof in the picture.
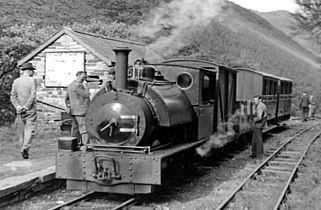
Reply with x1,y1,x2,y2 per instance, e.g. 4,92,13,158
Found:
18,28,162,66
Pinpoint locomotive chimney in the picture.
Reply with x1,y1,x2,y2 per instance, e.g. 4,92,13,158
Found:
113,47,131,90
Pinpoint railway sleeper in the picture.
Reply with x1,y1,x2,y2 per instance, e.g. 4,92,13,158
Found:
255,175,287,183
281,151,301,155
273,157,298,163
260,169,292,179
274,156,299,162
264,166,293,172
243,180,282,190
278,151,301,158
238,190,272,197
268,160,297,166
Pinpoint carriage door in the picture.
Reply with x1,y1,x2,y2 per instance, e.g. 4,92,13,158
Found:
197,71,216,139
217,68,237,133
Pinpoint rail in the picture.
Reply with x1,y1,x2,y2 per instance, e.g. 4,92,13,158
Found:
215,122,321,210
48,191,95,210
49,191,137,210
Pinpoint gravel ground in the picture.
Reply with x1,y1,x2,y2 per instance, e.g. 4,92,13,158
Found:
157,119,318,210
1,118,321,210
282,123,321,210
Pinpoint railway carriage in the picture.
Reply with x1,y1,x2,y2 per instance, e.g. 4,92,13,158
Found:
235,68,292,130
56,47,292,194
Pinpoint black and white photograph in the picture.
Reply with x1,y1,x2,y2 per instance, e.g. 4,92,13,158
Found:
1,0,321,209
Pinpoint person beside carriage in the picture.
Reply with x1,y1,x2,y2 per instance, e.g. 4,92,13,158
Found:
308,94,316,118
299,91,310,122
250,95,267,158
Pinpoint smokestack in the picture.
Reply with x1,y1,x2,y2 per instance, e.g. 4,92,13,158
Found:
113,47,131,90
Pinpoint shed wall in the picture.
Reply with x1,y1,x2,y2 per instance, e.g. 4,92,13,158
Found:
28,34,110,120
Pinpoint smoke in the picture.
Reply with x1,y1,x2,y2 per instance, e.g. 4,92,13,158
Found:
196,105,253,157
140,0,226,57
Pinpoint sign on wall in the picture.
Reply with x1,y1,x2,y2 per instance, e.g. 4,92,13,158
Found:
45,52,85,87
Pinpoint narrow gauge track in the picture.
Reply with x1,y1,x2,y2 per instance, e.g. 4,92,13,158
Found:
48,191,138,210
215,122,321,210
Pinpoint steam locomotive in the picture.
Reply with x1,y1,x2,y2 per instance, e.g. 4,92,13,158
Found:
56,47,292,194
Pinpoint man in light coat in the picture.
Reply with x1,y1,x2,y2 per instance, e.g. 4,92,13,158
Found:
10,62,37,159
65,71,90,145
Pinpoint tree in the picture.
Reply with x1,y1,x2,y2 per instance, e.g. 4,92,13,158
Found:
292,0,321,45
0,24,57,125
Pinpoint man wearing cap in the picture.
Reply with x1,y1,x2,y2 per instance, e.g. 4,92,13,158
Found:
10,62,37,159
93,62,116,100
65,71,90,145
105,61,116,91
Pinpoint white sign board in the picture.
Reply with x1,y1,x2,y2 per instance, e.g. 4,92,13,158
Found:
45,52,85,87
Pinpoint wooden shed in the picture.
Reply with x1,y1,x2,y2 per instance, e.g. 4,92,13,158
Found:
17,28,162,120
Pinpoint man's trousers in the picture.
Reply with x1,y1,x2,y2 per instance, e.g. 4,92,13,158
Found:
251,127,264,157
70,115,88,144
17,112,37,151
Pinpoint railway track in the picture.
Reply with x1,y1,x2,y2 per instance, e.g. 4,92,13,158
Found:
215,122,321,210
48,191,139,210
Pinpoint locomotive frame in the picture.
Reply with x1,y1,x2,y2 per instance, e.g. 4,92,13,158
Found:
56,48,292,194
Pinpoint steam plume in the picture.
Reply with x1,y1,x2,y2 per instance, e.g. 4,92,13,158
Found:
196,107,253,157
140,0,226,57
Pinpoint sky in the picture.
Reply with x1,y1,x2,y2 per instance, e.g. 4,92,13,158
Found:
229,0,299,12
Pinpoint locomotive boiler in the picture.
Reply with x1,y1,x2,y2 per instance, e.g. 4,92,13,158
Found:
56,47,292,194
86,48,194,147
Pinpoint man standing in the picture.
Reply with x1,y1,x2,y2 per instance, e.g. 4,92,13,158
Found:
299,92,310,122
65,71,90,145
308,95,316,118
251,96,267,158
10,62,37,159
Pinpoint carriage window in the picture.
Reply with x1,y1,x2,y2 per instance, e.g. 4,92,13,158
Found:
264,80,268,95
287,82,292,94
202,73,216,104
269,81,272,95
267,80,271,95
272,81,277,95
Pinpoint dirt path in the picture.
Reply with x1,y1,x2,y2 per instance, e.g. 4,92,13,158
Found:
0,119,64,180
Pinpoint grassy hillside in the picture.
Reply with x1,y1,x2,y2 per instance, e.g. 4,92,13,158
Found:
145,1,321,103
256,10,295,36
0,0,161,27
257,10,321,56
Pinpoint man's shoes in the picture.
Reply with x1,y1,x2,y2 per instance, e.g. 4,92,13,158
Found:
20,149,29,159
